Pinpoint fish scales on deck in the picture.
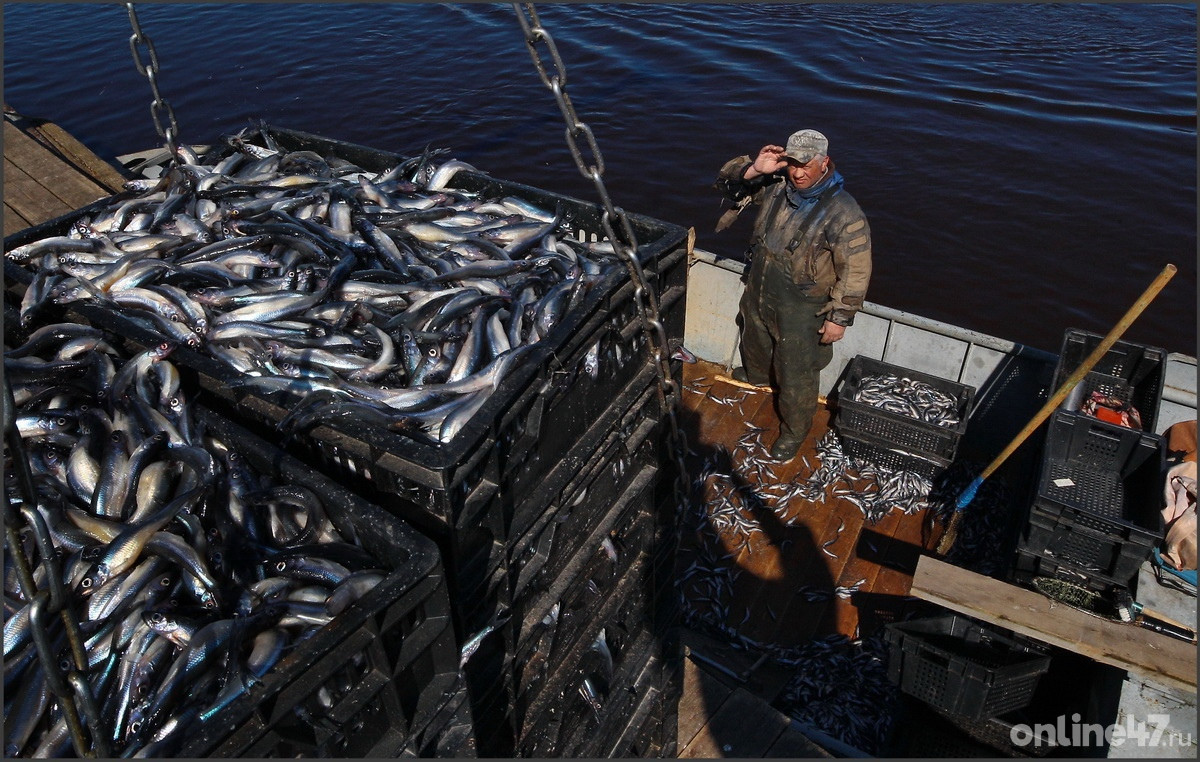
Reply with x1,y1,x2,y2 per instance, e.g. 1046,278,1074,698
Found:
4,123,689,757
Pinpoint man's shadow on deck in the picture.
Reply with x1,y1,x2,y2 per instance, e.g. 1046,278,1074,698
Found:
670,397,840,757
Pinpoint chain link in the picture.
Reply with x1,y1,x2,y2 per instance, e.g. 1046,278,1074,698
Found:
4,378,108,756
126,2,181,164
513,3,691,511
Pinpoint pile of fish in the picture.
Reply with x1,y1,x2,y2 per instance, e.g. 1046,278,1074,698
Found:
4,324,391,757
7,126,632,444
852,373,963,428
775,633,899,755
799,430,935,524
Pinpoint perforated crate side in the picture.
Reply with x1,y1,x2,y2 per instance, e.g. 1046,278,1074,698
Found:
399,676,477,758
1052,328,1166,433
1019,500,1160,586
514,552,656,737
179,413,461,758
836,355,975,460
884,614,1051,720
1008,547,1130,595
837,427,953,482
517,626,660,757
503,360,664,544
509,418,662,604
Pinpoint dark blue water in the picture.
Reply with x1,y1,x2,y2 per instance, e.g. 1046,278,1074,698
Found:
4,3,1196,355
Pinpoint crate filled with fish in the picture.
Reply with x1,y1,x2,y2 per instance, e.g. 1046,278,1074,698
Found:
3,323,463,758
503,357,666,547
515,620,665,758
1052,329,1167,434
1021,410,1165,585
836,355,976,462
3,124,688,547
512,547,659,734
397,674,477,758
884,613,1052,721
508,381,664,599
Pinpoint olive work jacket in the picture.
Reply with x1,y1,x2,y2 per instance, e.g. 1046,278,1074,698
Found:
716,156,872,327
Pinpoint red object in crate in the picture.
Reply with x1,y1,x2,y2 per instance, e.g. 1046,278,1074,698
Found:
1080,390,1143,430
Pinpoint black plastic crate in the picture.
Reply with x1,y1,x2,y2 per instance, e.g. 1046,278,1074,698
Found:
1052,328,1167,434
836,355,975,460
514,552,657,735
603,629,684,759
1008,547,1131,596
1027,411,1164,582
837,427,954,482
884,614,1052,720
516,626,661,757
513,465,660,656
2,125,688,546
505,362,665,547
178,412,462,758
509,405,662,602
398,676,477,758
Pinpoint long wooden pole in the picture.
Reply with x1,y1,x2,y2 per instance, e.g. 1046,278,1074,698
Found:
937,263,1178,555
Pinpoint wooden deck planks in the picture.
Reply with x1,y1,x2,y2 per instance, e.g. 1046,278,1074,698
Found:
677,653,831,758
3,109,128,237
679,359,932,650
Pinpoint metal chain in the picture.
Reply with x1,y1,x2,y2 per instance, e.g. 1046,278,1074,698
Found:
126,2,181,163
513,3,691,511
4,378,108,757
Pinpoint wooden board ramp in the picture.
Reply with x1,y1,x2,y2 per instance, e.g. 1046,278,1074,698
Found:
4,105,128,237
910,554,1197,694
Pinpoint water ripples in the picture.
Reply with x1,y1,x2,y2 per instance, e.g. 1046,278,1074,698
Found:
3,2,1194,353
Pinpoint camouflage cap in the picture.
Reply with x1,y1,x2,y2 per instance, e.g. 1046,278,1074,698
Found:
785,129,829,163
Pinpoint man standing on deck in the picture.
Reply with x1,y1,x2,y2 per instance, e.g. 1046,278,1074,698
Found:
715,129,873,460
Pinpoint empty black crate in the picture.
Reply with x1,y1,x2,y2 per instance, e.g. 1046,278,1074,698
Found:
1025,411,1165,582
838,427,954,482
1052,328,1166,433
837,355,975,460
179,412,462,758
885,614,1052,720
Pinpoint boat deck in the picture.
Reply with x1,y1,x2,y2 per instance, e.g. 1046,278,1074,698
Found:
672,358,942,756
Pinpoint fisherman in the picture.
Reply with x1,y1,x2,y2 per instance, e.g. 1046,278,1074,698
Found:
715,129,873,460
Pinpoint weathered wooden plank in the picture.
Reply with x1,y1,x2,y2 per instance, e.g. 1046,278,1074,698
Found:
4,121,109,211
677,654,732,755
4,203,33,238
4,158,74,227
679,685,790,758
24,120,127,194
763,722,834,758
910,555,1197,693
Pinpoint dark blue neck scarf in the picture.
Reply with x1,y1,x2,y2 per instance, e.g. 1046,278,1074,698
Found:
784,168,844,207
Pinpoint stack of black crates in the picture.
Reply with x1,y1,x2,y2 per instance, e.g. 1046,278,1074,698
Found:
2,127,688,757
1012,329,1168,594
1,313,469,757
